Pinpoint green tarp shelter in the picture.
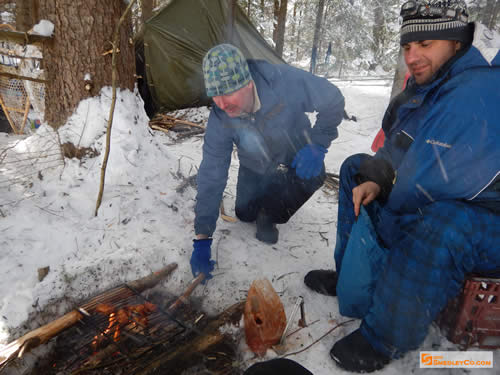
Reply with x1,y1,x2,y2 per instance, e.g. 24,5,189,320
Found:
139,0,285,114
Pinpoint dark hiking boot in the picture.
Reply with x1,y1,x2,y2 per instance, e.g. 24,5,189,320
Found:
330,329,391,373
256,211,279,244
304,270,338,296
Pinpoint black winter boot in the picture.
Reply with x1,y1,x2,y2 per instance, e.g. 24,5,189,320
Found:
256,211,279,244
330,329,391,373
304,270,338,296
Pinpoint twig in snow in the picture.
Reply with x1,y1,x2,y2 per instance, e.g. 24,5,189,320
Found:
285,319,320,339
95,0,138,217
276,271,299,281
282,319,355,358
319,231,329,246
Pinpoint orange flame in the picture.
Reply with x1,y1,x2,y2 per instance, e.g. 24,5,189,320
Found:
91,302,157,351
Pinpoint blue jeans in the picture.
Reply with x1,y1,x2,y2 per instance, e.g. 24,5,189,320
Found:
235,165,325,224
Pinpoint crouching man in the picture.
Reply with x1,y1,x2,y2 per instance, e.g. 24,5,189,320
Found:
305,0,500,372
190,44,344,280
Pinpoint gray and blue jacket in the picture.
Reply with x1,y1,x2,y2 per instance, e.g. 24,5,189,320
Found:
195,60,345,236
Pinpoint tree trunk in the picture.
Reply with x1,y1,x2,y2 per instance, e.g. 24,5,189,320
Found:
290,1,297,53
310,0,325,74
272,0,287,57
258,0,267,34
485,0,500,30
317,0,330,66
227,0,236,42
247,0,251,17
141,0,154,23
38,0,135,128
15,0,38,31
372,3,385,64
295,2,303,61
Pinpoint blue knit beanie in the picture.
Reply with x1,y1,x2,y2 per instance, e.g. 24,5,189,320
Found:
202,44,253,97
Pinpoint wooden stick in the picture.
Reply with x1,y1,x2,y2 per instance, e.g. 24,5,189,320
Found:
20,95,30,135
94,0,137,217
167,273,205,312
150,124,169,134
0,262,177,367
172,118,205,130
158,114,206,129
0,94,20,134
0,71,48,84
0,29,51,45
282,319,355,358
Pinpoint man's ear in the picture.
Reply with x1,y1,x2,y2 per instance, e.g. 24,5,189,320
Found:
455,41,462,51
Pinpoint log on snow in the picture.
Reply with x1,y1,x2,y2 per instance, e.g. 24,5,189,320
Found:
0,263,178,368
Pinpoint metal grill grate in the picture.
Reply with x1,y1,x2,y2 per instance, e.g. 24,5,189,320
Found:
46,287,203,375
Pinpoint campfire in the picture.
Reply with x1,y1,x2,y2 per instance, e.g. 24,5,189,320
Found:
91,301,157,350
1,264,245,375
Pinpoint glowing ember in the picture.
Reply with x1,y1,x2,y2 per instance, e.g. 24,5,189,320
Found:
91,302,157,350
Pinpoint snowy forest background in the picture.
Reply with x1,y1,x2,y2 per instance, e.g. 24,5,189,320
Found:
2,0,498,79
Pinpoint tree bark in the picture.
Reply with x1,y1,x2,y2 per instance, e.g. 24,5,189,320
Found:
484,0,500,30
295,1,303,61
15,0,38,31
272,0,287,57
310,0,325,74
227,0,237,42
141,0,154,23
38,0,135,128
373,3,385,64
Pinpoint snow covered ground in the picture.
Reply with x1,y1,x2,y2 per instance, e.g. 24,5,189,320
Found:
0,80,498,374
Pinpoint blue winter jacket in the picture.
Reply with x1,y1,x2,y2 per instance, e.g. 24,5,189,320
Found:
195,60,345,236
363,23,500,246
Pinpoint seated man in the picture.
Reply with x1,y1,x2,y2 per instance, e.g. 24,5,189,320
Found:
305,0,500,372
190,44,344,279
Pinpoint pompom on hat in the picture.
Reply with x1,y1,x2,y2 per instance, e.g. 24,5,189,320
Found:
400,0,472,45
202,44,253,97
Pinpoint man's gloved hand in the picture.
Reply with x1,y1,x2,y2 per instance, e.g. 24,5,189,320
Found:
190,238,215,283
291,144,327,179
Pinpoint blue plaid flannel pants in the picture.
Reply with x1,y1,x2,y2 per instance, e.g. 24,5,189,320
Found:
335,154,500,358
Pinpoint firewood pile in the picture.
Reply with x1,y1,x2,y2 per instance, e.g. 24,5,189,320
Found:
149,114,206,140
1,265,245,375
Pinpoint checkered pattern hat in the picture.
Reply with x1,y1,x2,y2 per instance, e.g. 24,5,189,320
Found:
202,44,252,97
400,0,471,45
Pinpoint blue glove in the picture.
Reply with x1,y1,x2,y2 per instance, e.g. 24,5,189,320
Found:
190,238,215,283
291,144,327,180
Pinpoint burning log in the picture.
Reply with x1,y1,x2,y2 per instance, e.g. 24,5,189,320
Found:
0,263,178,368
